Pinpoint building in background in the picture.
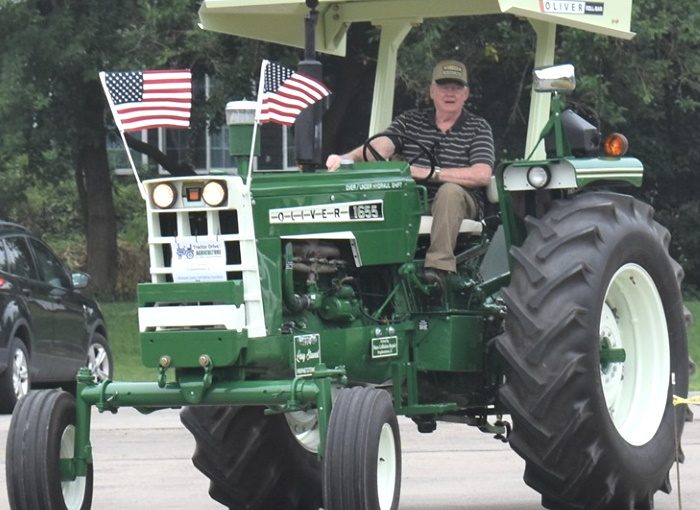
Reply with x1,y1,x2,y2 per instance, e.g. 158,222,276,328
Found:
108,75,295,175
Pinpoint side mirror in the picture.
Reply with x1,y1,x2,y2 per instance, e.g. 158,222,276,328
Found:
533,64,576,93
72,272,91,289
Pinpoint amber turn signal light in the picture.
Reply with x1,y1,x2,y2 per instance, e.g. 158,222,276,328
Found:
602,133,629,157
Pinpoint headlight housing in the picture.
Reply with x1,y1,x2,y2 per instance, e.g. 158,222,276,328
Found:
151,183,177,209
202,181,227,207
527,166,551,189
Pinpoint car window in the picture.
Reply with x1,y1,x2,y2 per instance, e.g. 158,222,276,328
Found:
4,236,37,280
29,238,71,288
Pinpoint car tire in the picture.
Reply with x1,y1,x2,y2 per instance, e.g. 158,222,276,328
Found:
0,336,30,414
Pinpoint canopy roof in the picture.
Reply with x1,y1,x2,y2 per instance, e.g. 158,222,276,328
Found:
199,0,635,156
199,0,635,56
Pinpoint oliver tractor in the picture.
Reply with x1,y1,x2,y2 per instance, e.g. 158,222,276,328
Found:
5,1,690,510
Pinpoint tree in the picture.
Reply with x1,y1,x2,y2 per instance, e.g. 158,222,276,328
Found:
0,0,268,296
1,1,699,290
557,0,700,286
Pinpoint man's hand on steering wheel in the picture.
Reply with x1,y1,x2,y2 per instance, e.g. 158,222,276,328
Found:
362,133,439,182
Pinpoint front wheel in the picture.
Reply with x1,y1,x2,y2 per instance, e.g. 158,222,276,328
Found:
6,389,93,510
497,192,688,509
323,386,401,510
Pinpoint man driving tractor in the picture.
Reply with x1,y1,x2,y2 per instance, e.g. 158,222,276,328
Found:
326,59,494,288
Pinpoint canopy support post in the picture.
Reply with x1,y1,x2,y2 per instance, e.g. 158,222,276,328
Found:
368,19,417,136
525,20,557,159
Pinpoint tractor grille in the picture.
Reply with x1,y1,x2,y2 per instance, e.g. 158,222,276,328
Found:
139,176,266,337
153,209,242,282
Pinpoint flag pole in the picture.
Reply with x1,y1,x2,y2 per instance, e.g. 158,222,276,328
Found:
245,60,269,191
98,72,147,201
117,130,147,200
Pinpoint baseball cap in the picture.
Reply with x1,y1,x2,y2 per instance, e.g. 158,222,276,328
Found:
432,60,468,86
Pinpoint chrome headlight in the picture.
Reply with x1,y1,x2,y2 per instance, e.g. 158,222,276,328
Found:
527,166,550,189
202,181,227,207
152,183,177,209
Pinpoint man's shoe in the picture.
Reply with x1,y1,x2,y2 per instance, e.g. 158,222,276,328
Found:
422,268,447,296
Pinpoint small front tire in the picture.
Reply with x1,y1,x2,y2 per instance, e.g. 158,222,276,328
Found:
323,386,401,510
6,389,93,510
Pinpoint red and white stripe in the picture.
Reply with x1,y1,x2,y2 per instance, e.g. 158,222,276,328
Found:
259,72,331,126
116,70,192,132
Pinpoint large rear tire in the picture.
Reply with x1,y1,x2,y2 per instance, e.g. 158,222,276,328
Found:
323,386,401,510
180,405,322,510
6,389,93,510
496,192,688,509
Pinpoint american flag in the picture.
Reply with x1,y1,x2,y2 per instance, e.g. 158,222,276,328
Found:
100,69,192,132
258,61,331,126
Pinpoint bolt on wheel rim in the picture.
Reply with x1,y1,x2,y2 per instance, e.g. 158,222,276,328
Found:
87,343,110,382
12,348,29,399
60,425,86,510
376,423,397,510
600,263,670,446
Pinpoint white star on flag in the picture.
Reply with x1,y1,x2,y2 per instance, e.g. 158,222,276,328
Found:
100,69,192,132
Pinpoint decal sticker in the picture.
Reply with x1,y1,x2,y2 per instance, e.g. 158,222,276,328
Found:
294,333,321,377
170,237,226,282
371,336,399,359
540,1,604,15
345,181,404,191
270,200,384,224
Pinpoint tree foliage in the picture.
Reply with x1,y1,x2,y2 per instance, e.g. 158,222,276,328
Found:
1,1,699,292
557,0,700,286
0,1,285,296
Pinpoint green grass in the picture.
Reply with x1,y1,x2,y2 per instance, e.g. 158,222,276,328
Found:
101,300,700,390
685,301,700,392
102,301,152,381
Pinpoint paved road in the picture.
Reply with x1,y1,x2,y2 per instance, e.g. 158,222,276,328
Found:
0,405,698,509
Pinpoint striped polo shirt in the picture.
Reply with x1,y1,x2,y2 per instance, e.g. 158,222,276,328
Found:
385,108,495,212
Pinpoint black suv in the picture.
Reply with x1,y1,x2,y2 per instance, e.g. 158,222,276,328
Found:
0,221,112,413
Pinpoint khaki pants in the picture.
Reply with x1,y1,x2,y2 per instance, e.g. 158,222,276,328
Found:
425,183,478,273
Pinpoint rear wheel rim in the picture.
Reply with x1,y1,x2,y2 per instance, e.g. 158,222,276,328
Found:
600,263,670,445
285,409,320,453
60,425,86,510
87,342,110,382
376,423,397,510
12,347,29,399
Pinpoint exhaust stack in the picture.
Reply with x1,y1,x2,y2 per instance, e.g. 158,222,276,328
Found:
295,0,323,171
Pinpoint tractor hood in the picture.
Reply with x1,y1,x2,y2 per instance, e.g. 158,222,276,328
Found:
199,0,635,56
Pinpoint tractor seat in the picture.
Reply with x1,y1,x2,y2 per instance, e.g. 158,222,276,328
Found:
417,177,497,236
418,216,483,235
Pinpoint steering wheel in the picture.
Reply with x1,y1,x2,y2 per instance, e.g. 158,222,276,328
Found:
362,132,439,182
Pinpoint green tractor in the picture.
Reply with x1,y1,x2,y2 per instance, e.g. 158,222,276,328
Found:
6,1,690,509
